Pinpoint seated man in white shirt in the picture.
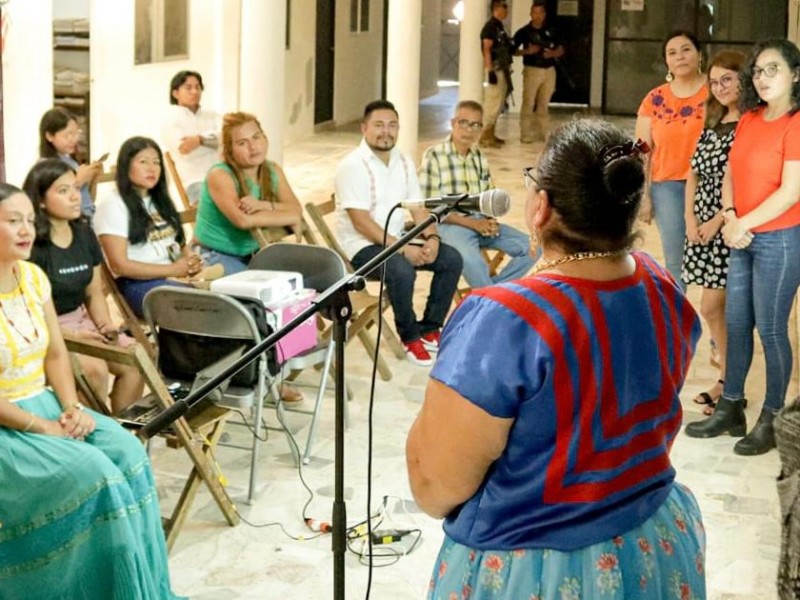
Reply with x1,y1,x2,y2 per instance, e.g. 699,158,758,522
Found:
161,70,220,203
335,100,463,367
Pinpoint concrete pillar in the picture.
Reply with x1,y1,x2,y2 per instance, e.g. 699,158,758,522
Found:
458,0,485,103
386,0,423,159
239,0,286,163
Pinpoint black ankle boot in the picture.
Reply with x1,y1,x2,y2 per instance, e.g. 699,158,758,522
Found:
734,410,776,456
685,397,747,438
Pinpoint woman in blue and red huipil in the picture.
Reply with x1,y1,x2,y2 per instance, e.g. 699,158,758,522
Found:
407,119,705,599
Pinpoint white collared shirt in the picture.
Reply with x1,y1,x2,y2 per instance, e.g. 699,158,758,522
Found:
334,139,421,258
161,104,220,187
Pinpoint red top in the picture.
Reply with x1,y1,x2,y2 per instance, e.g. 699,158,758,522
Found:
729,108,800,233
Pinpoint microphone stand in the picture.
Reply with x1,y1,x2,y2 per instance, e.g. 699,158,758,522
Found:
140,202,457,600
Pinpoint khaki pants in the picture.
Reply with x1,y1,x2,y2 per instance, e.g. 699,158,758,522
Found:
520,66,556,142
482,72,507,128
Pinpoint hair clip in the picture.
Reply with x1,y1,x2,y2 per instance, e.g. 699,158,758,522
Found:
600,139,651,167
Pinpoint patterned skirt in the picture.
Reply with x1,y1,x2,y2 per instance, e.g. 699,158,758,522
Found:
0,389,184,600
428,484,705,600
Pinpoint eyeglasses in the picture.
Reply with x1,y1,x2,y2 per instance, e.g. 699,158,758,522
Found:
752,63,782,80
522,167,538,191
709,74,738,90
456,119,484,131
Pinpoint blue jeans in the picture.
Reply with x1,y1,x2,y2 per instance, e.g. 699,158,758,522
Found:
117,277,190,318
198,246,250,275
650,181,686,291
439,222,534,288
723,226,800,412
351,243,463,343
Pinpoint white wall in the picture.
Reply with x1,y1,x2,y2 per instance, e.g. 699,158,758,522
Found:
284,0,316,144
89,0,235,167
2,1,54,185
333,0,385,125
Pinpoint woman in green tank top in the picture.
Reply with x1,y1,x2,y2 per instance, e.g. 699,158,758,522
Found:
194,111,302,275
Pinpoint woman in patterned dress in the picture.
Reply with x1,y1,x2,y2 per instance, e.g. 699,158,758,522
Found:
0,183,182,599
407,119,705,599
682,50,746,415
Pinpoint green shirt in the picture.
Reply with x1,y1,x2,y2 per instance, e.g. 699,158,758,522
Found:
194,162,279,257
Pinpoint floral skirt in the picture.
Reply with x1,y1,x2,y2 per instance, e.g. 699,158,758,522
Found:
0,389,184,600
428,484,705,600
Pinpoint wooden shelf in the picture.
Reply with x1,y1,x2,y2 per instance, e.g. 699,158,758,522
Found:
54,44,89,51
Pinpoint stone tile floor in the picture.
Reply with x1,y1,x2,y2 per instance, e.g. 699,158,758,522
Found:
160,88,789,599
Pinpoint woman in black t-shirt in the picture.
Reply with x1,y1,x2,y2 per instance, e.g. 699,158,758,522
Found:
24,159,144,413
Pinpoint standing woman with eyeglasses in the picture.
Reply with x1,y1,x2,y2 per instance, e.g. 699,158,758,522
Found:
681,50,746,416
686,40,800,456
635,31,708,287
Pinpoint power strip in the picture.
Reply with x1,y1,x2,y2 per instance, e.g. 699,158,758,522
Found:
370,529,407,545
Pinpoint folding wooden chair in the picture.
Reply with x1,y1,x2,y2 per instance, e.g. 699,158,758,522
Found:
165,151,194,211
98,263,155,357
303,198,405,381
63,334,239,551
453,248,508,301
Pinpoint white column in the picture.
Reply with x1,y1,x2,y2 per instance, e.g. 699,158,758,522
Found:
386,0,422,159
458,0,485,103
239,0,286,163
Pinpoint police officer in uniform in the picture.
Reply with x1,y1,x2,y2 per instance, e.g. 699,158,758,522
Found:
513,1,565,143
479,0,514,148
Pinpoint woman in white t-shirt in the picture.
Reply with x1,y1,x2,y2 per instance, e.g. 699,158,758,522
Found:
94,136,202,316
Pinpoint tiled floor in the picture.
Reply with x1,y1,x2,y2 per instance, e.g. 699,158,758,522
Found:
160,88,787,599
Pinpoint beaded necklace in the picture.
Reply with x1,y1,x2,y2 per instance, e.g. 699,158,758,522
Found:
531,249,629,276
0,268,40,345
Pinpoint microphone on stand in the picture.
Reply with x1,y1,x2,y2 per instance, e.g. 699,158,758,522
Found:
399,189,511,218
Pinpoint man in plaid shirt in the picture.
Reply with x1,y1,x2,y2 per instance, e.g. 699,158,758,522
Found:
419,101,534,288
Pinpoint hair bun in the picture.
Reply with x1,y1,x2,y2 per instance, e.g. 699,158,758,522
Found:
602,156,645,205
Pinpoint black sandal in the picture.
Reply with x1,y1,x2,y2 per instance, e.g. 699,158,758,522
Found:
693,379,724,416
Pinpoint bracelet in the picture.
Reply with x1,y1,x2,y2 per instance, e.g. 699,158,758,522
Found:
723,207,736,214
64,403,84,413
22,412,35,432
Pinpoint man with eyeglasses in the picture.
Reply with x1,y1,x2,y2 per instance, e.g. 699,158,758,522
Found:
512,0,565,143
419,100,535,290
335,100,463,367
480,0,514,148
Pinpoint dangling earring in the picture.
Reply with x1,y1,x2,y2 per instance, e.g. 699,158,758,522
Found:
665,71,674,83
530,228,540,257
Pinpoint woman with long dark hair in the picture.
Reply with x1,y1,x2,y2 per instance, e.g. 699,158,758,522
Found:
686,40,800,456
38,107,104,218
93,136,202,316
24,159,144,413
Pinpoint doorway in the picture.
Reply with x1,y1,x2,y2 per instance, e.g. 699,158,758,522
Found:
537,0,592,105
314,0,335,125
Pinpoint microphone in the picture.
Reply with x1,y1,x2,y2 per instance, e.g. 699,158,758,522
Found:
399,189,510,218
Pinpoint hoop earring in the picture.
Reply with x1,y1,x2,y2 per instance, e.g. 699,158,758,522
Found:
665,71,674,83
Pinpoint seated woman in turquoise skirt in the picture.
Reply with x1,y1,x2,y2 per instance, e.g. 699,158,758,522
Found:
407,120,707,599
0,183,183,599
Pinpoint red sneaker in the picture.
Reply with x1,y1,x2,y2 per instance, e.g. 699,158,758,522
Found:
403,339,433,367
420,330,441,353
